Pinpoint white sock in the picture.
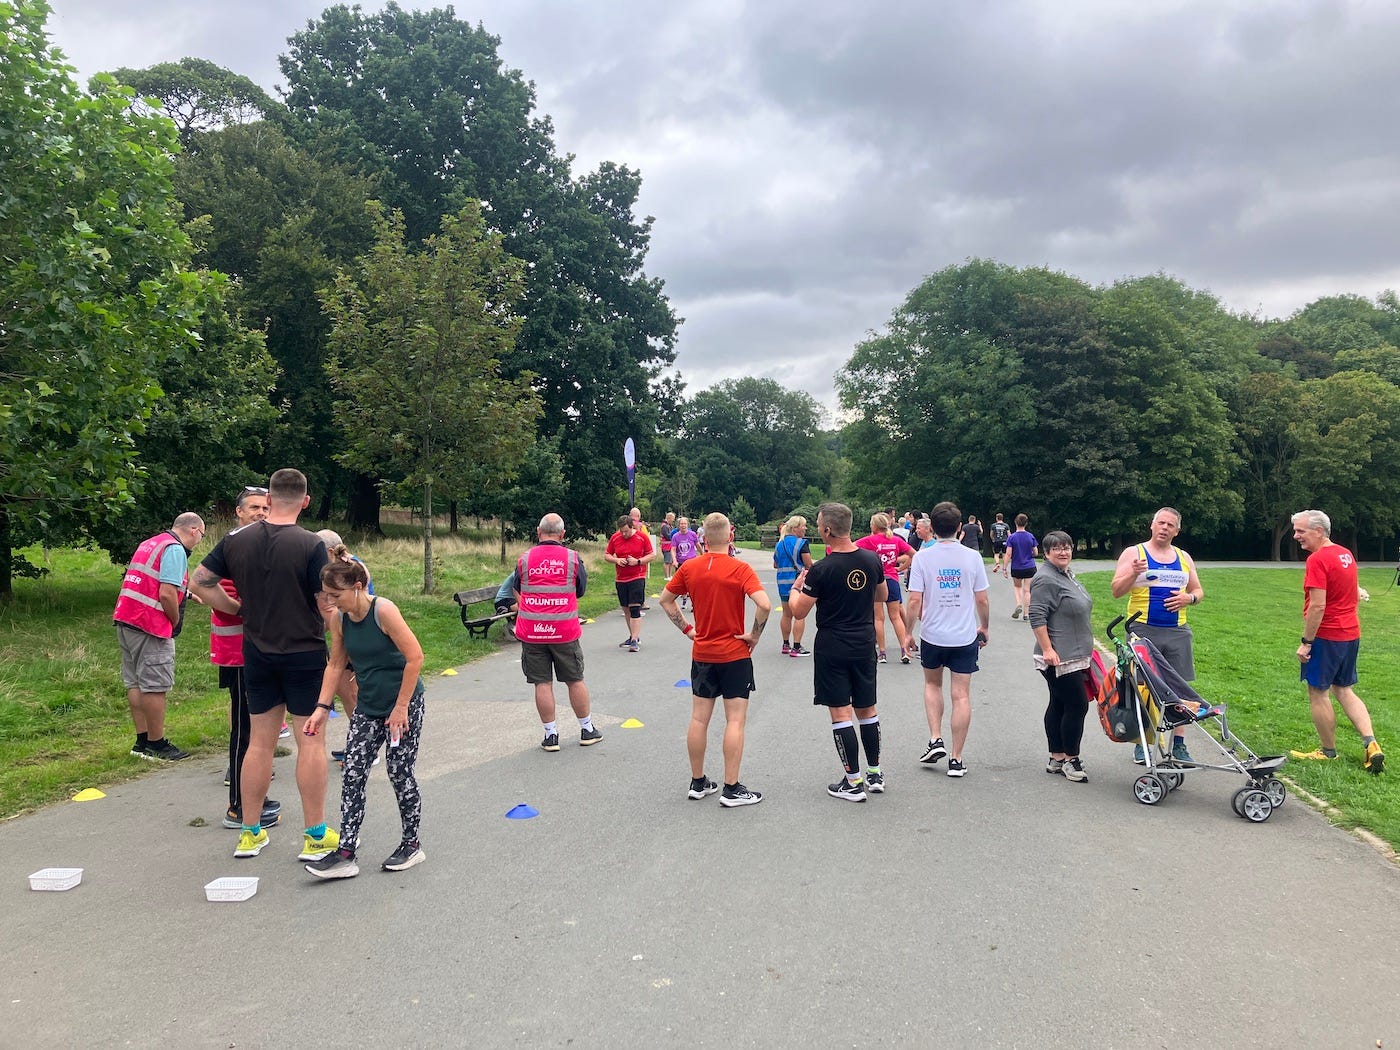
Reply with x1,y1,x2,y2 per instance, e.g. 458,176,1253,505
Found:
578,716,594,731
544,721,557,735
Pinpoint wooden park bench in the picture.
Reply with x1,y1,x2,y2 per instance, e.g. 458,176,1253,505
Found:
453,586,516,640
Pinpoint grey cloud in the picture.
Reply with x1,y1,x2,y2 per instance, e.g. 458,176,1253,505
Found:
45,0,1400,417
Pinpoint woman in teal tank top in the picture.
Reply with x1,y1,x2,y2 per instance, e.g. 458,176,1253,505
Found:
303,558,426,880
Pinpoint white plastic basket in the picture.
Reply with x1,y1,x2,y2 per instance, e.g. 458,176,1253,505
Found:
29,867,83,891
204,876,259,902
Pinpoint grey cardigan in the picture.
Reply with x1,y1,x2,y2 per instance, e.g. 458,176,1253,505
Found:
1028,562,1094,664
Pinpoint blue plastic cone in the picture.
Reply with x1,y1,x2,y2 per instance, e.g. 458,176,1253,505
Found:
674,679,690,688
506,803,539,820
328,708,340,718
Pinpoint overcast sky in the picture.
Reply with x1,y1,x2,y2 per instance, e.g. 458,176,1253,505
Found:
46,0,1400,418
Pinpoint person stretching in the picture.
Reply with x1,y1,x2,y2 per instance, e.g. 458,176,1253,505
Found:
304,557,427,878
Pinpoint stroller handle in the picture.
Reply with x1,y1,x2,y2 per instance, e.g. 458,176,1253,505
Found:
1105,611,1143,640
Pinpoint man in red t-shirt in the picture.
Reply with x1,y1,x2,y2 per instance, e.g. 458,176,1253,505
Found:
659,513,771,806
605,515,655,652
1289,509,1384,773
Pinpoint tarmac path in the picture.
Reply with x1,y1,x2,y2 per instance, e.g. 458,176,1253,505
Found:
3,551,1398,1048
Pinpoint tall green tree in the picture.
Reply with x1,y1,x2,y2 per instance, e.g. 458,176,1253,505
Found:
0,1,210,597
838,261,1239,545
1232,371,1309,560
320,202,541,592
278,4,678,532
85,269,281,560
107,57,279,149
168,118,380,519
680,378,836,521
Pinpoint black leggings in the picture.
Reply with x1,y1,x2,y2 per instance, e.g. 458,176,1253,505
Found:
225,667,250,811
339,690,425,851
1041,667,1089,757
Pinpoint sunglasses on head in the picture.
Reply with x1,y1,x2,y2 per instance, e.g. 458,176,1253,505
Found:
242,486,269,494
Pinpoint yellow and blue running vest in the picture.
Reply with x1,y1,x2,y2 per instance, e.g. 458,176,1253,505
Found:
1126,544,1194,627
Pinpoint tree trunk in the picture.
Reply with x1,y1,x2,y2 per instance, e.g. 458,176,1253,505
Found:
0,504,12,603
422,482,434,594
449,500,458,534
1271,523,1286,562
347,473,383,535
315,470,336,522
500,518,507,563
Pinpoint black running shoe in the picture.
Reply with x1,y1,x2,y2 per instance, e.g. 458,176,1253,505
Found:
580,726,603,746
866,771,885,793
946,758,967,778
305,847,359,880
145,739,190,762
720,783,762,807
827,778,867,802
222,799,282,829
688,776,719,800
382,841,426,871
541,733,560,752
919,738,948,764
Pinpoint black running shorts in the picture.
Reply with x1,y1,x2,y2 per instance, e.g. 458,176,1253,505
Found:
243,644,328,717
812,651,877,709
615,578,646,610
690,658,755,700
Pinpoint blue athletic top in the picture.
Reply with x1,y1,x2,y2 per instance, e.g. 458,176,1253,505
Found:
773,534,809,594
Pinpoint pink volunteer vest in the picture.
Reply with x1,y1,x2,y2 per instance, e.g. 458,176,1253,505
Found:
112,532,183,638
209,579,243,666
514,544,581,644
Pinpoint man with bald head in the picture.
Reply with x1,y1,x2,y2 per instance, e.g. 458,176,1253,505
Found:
514,513,601,751
114,511,206,762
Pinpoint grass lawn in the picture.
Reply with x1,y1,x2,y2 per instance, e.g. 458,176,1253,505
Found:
5,541,1398,849
1074,564,1400,847
0,529,621,821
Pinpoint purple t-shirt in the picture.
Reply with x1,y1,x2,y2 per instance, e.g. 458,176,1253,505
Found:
1005,531,1038,571
672,529,701,565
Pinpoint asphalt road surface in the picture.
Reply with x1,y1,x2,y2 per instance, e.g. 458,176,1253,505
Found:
4,551,1398,1048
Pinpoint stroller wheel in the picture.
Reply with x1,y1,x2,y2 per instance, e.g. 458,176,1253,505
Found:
1238,788,1274,823
1243,789,1276,823
1133,773,1168,806
1160,771,1183,792
1232,787,1248,816
1262,777,1286,809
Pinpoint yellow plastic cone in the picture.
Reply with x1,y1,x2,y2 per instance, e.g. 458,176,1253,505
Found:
72,788,106,802
440,668,458,676
620,718,644,729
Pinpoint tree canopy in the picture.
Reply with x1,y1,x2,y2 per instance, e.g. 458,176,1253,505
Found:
321,202,541,591
0,1,260,595
277,3,679,532
838,261,1400,556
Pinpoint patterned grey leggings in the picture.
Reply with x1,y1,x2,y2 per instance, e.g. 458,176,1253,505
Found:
339,689,424,851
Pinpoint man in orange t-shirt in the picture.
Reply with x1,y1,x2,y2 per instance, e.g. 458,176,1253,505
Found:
659,513,771,807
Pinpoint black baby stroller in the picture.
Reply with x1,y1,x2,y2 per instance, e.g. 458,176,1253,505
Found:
1102,613,1288,822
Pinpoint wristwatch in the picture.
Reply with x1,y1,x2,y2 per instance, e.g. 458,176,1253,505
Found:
1301,637,1314,645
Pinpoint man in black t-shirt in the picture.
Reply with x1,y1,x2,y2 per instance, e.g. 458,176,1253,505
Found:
989,513,1010,576
789,502,888,802
191,468,336,862
958,515,982,555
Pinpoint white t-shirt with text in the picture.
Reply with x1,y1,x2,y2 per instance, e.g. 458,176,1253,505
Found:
908,539,989,647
